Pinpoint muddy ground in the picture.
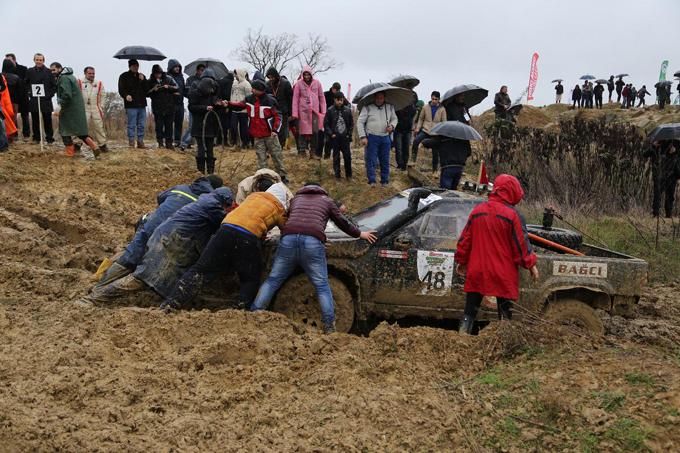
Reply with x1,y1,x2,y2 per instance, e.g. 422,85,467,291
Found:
1,142,679,451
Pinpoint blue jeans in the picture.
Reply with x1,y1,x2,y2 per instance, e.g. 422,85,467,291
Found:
411,130,429,160
126,108,146,140
440,166,464,189
250,234,335,326
365,134,391,184
181,112,193,146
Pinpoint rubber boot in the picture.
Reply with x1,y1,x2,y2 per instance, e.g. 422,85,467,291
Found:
84,137,101,158
94,262,132,288
196,156,206,174
458,315,474,335
137,140,146,149
64,144,75,157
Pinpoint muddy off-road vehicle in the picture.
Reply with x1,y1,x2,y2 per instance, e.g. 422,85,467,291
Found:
241,187,648,335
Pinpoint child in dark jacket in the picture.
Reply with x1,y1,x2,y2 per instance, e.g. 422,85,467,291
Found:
422,136,471,189
323,91,354,178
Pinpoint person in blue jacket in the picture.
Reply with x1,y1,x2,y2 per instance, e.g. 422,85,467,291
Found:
96,175,223,286
85,187,235,304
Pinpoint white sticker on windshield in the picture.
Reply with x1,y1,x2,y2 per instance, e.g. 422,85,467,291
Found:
419,194,442,207
417,250,455,296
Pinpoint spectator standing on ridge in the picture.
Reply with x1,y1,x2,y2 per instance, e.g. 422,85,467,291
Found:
5,54,30,140
493,85,511,120
320,82,342,158
393,94,417,170
357,90,397,186
572,84,582,108
324,91,354,179
411,90,446,171
179,63,205,151
291,65,326,159
607,76,615,103
118,59,148,148
265,67,293,148
78,66,108,151
637,85,650,107
593,81,604,109
230,68,251,149
615,76,625,103
146,64,178,149
26,53,56,144
167,59,185,148
555,81,564,103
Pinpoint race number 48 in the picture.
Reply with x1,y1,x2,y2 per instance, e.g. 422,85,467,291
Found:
31,84,45,97
421,270,446,290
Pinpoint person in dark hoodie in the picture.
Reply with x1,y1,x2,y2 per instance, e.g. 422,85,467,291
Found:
607,76,615,103
593,82,604,109
180,63,205,150
216,70,234,146
118,59,148,148
319,82,343,158
4,54,30,139
147,64,178,149
250,183,377,333
422,134,471,190
445,93,471,124
189,68,227,173
166,59,185,147
572,84,581,108
265,67,294,148
95,174,224,286
324,91,354,178
85,187,235,304
1,58,24,131
394,93,417,170
615,77,625,103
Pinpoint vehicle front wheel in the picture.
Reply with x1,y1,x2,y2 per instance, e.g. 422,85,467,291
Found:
544,298,604,335
272,275,355,333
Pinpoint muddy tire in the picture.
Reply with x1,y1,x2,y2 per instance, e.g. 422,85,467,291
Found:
272,275,355,333
527,225,582,251
544,298,604,335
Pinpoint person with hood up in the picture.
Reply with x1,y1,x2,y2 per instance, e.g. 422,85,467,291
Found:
411,91,447,170
239,79,289,183
49,62,99,158
656,83,669,109
118,59,148,148
85,187,235,304
179,63,205,150
77,66,108,151
357,91,398,186
188,68,228,174
167,59,185,147
607,76,615,103
235,168,293,204
454,174,539,334
324,91,354,178
621,84,630,108
628,85,637,109
26,53,56,144
265,67,293,147
230,68,252,148
161,182,290,312
4,54,30,140
250,183,378,334
291,65,326,159
493,86,511,120
216,70,234,146
96,175,224,286
147,64,178,149
615,76,625,103
554,81,564,104
2,58,24,132
422,135,471,190
571,84,582,108
637,85,651,107
593,81,604,109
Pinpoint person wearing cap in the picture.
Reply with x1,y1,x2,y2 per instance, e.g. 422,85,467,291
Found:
84,187,235,305
238,79,288,183
250,182,377,334
161,183,290,311
118,58,148,148
265,67,293,148
455,174,539,334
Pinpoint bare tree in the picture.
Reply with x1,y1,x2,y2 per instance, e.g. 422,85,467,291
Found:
232,28,340,77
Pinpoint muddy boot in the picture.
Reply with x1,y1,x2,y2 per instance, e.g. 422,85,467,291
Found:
165,139,174,150
137,140,146,149
458,315,474,335
323,322,336,334
64,144,75,157
160,299,181,314
99,144,109,153
94,262,132,288
195,156,206,174
84,137,100,157
128,138,135,148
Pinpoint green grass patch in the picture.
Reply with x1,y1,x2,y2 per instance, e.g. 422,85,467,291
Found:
497,416,521,439
476,371,516,389
571,429,599,453
594,390,626,412
624,372,655,387
604,417,652,451
525,378,540,393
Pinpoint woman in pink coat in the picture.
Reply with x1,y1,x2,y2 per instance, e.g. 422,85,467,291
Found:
291,65,326,158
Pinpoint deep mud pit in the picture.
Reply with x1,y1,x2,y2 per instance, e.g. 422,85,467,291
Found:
1,143,679,451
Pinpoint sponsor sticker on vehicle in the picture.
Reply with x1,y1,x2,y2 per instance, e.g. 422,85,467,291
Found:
416,250,456,296
378,249,408,259
553,261,608,278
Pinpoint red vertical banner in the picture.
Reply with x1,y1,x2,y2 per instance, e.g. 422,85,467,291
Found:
347,83,352,103
527,52,539,102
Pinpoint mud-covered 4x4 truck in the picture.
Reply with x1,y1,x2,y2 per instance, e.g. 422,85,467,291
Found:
218,188,648,334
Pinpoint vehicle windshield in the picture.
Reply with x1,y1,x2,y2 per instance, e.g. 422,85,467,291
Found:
353,195,410,230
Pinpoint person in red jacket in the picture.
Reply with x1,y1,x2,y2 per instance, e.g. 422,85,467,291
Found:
242,80,288,183
250,183,377,333
454,174,539,334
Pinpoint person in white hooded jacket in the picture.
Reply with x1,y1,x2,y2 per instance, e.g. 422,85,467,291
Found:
230,68,252,148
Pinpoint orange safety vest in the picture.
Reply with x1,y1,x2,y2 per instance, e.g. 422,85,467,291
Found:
1,75,17,136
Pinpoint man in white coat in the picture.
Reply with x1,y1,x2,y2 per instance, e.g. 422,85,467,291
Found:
77,66,108,151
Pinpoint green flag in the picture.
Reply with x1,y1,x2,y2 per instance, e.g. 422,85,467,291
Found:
659,60,669,81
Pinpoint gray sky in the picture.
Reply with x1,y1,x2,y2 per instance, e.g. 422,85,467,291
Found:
4,0,680,112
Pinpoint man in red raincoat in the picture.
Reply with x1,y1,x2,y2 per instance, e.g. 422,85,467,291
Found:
455,174,539,334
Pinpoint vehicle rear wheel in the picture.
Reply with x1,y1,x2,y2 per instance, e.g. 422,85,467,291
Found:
272,275,355,333
527,225,582,251
544,298,604,335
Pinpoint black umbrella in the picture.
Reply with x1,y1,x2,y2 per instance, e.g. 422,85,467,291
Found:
674,70,680,78
616,73,629,78
654,81,672,88
389,74,420,89
185,58,229,79
441,84,488,108
352,82,386,104
357,84,414,110
113,45,166,61
551,79,563,83
595,79,608,84
580,74,596,80
648,123,680,142
430,121,482,141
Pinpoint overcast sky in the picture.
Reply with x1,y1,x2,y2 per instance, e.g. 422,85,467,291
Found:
3,0,680,112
